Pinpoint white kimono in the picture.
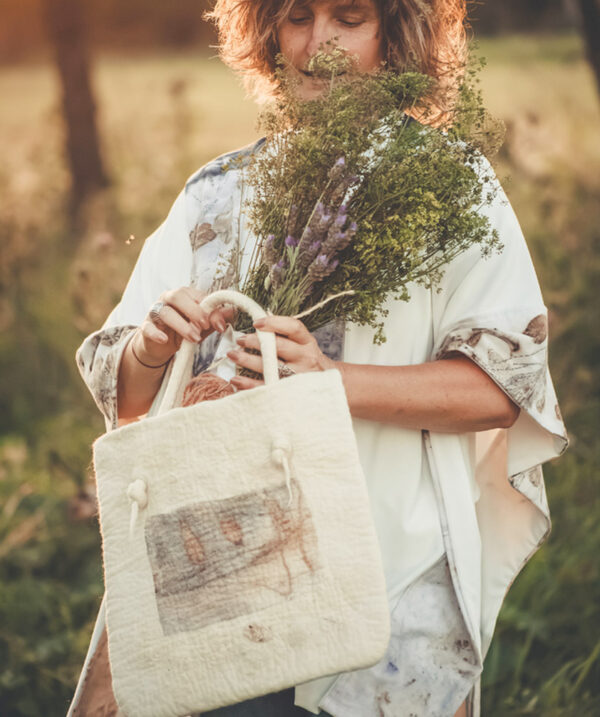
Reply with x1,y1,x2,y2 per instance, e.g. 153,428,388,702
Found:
71,140,567,717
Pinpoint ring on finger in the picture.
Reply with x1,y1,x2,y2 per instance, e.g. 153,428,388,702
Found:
278,361,296,378
149,300,166,324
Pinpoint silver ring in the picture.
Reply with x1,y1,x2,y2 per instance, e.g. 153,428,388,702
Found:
278,362,296,378
149,301,166,323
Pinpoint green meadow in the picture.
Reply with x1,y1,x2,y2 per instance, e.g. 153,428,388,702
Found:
0,33,598,715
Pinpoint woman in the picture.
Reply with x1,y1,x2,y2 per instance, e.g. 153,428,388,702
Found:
71,1,567,716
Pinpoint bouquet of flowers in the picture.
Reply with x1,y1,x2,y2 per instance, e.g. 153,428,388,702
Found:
228,43,504,345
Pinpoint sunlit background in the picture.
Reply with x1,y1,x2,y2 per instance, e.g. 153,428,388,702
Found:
0,1,598,714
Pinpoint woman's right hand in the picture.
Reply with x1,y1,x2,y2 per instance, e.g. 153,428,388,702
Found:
132,287,237,366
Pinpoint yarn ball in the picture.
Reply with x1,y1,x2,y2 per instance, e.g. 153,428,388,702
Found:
182,372,235,407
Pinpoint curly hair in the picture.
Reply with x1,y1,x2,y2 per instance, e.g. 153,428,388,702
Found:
206,0,471,124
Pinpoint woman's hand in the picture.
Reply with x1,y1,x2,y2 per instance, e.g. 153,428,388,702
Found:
133,287,237,367
227,315,336,390
118,287,237,419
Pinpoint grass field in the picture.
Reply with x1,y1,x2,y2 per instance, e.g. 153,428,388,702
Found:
0,32,598,716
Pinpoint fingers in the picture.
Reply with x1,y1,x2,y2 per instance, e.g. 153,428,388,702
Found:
235,332,301,363
207,308,228,334
161,288,210,332
151,288,238,343
230,375,264,391
140,319,168,345
157,304,203,342
226,347,265,376
184,288,238,331
252,315,313,344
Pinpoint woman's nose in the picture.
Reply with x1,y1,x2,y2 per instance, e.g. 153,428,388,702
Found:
305,17,338,57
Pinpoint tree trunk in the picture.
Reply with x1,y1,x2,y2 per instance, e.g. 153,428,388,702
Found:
43,0,109,215
576,0,600,96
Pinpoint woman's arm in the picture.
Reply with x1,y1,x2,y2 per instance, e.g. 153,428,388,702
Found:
227,316,519,433
334,355,519,432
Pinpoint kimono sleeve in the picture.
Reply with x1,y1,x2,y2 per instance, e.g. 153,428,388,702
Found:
430,158,569,654
431,158,568,497
75,189,193,429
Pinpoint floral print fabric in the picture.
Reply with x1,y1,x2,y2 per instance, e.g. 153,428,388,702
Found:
76,325,137,430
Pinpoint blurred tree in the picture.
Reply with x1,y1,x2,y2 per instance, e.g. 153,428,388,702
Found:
43,0,109,217
575,0,600,94
469,0,574,33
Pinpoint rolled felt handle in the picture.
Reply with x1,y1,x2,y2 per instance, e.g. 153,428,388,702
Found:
157,290,278,414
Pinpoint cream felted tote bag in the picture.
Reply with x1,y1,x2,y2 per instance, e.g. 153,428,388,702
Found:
93,289,390,717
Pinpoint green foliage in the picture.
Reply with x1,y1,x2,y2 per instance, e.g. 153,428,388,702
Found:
0,427,103,717
480,103,600,715
239,46,505,343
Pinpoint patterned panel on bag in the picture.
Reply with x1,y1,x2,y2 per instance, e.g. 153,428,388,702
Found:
145,479,322,636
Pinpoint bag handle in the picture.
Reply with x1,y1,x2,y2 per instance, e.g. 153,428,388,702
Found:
157,290,279,415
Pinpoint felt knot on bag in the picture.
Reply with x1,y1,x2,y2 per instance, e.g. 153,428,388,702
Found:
271,435,294,506
127,479,148,537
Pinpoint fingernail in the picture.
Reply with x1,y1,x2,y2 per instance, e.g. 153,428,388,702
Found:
236,337,245,345
190,328,202,342
156,331,168,343
253,318,265,328
217,321,227,332
227,350,238,359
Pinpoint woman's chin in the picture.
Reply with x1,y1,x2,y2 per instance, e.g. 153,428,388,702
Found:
295,77,328,100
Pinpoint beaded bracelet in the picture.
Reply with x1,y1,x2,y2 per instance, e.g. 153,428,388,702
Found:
130,335,173,370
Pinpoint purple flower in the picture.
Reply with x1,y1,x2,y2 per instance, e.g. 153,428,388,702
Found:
285,235,298,247
329,258,340,270
263,233,278,265
309,240,321,252
276,259,284,268
316,254,328,265
335,157,346,167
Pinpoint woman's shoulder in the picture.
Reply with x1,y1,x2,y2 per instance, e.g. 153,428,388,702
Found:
185,137,266,192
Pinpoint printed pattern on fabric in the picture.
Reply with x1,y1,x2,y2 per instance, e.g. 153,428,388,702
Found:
76,325,138,429
435,314,567,450
320,556,481,717
311,319,345,362
509,464,549,526
187,140,265,295
145,479,321,636
434,314,565,524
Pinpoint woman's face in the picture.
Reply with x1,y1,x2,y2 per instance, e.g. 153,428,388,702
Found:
277,0,384,99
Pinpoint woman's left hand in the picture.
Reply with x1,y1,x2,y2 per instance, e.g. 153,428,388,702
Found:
227,315,336,390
